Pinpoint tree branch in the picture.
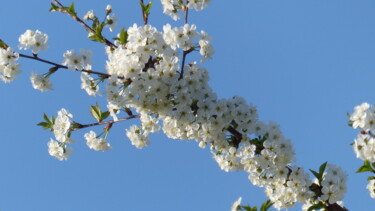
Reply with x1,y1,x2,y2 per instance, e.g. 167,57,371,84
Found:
52,0,116,48
73,114,141,131
19,53,116,79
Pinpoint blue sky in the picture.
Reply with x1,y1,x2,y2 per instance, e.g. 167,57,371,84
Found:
1,0,375,210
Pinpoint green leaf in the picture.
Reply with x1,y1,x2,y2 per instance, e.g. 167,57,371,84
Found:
140,1,152,16
368,176,375,181
37,122,51,130
117,27,128,45
101,111,110,121
0,39,8,49
144,2,153,14
319,162,327,175
356,160,373,173
90,103,102,122
49,3,59,12
260,200,273,211
43,113,51,123
310,169,320,181
307,202,326,211
242,205,257,211
67,2,76,16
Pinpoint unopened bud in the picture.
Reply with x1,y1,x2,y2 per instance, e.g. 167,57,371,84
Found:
106,5,112,13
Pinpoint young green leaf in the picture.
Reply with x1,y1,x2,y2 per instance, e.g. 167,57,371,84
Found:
117,27,128,45
368,176,375,181
319,162,327,175
260,200,273,211
307,202,326,211
49,3,59,12
101,111,110,121
356,160,373,173
90,103,102,122
67,2,77,16
0,39,8,49
144,2,153,14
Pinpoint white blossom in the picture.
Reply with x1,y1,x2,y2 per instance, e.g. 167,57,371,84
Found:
30,72,53,92
18,30,48,54
48,139,72,160
84,131,111,151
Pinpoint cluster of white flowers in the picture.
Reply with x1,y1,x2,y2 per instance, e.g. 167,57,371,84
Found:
126,125,150,149
30,72,53,92
161,0,211,20
319,164,347,204
304,164,347,208
1,2,350,209
367,180,375,198
350,102,375,198
0,47,21,83
80,72,99,96
48,109,74,160
84,130,111,151
102,22,339,209
18,30,48,54
62,49,92,70
83,10,96,20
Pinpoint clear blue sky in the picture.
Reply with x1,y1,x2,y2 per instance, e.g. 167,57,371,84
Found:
1,0,375,210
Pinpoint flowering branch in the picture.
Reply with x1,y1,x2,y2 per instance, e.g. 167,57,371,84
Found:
51,0,116,48
19,53,113,79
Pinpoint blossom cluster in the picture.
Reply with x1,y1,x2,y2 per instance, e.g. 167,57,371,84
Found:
161,0,211,20
84,130,111,151
1,1,350,209
30,72,53,92
48,109,74,160
102,22,346,209
62,49,93,71
18,30,48,54
350,102,375,198
0,47,20,82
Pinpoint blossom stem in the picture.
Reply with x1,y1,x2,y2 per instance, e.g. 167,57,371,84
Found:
18,53,116,79
178,48,194,80
140,0,148,25
73,114,141,131
52,0,116,48
184,1,189,24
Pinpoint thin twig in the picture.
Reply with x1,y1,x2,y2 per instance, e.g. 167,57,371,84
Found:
178,48,194,80
52,0,116,48
140,0,148,25
19,53,116,79
73,114,141,131
184,1,189,24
